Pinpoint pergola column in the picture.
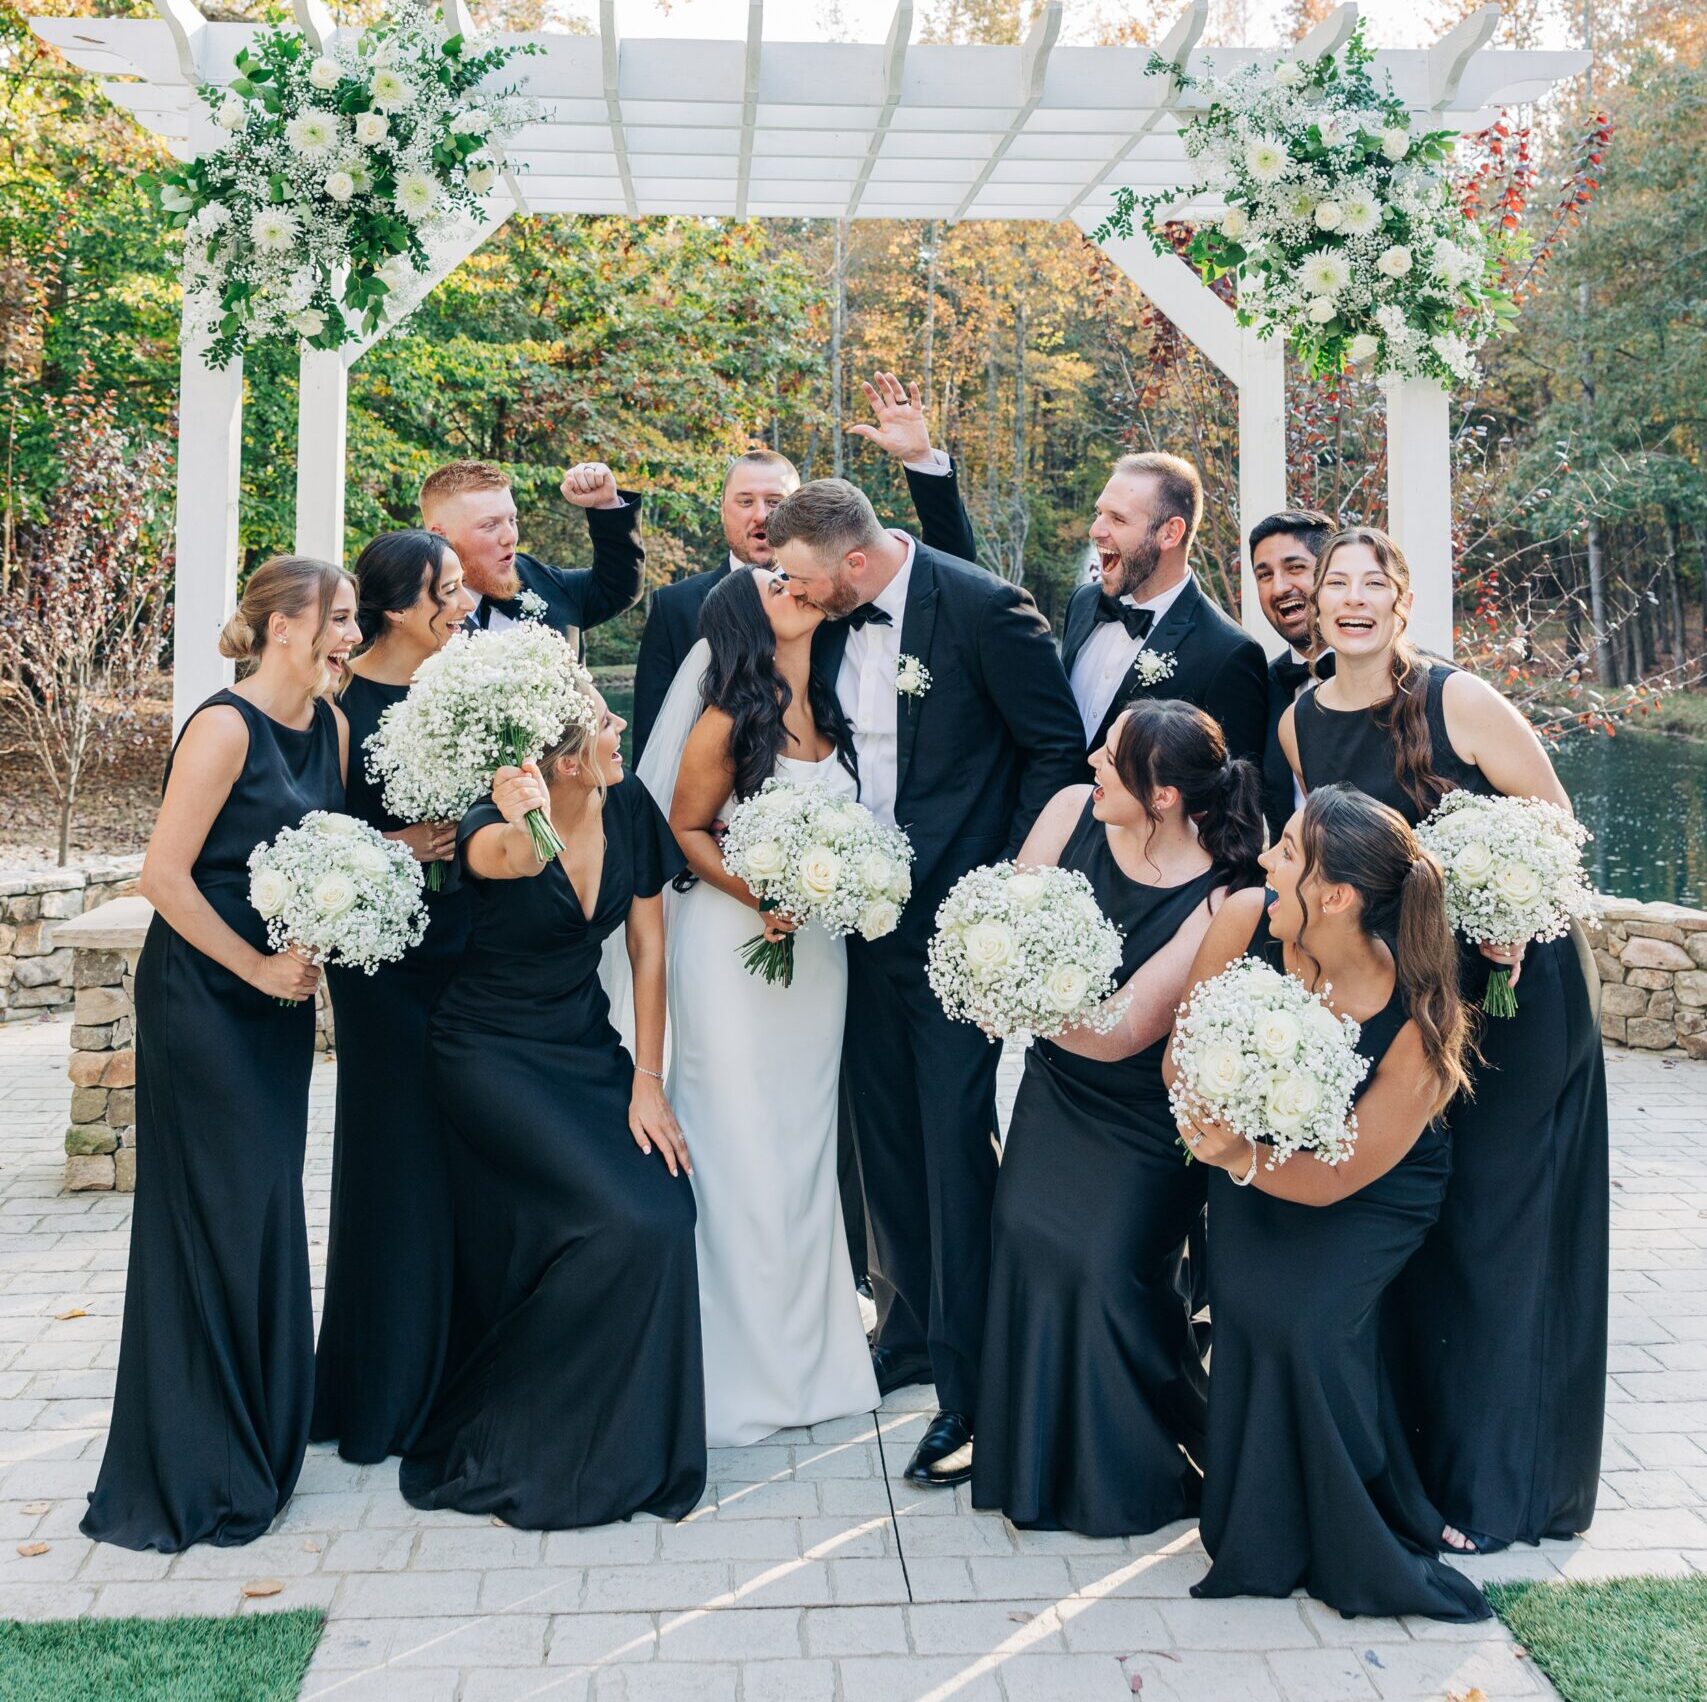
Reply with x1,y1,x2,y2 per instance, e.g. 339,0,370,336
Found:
1385,378,1454,657
294,348,349,565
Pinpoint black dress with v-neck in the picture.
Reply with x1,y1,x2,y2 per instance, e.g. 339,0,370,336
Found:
399,776,706,1529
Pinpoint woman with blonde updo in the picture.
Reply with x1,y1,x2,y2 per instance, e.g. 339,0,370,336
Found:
399,678,707,1530
84,556,358,1552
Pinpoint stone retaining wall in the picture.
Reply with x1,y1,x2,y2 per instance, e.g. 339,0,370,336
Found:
0,858,146,1024
1584,898,1707,1059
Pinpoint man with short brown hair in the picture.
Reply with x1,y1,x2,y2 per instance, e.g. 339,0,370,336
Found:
418,456,644,657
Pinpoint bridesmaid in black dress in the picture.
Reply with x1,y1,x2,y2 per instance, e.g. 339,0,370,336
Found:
312,532,477,1463
1170,785,1487,1621
400,681,706,1529
974,701,1263,1537
1280,526,1608,1554
84,557,358,1550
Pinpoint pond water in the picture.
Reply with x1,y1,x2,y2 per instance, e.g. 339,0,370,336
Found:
599,676,1707,912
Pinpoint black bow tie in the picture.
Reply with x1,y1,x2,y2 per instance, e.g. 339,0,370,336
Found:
846,603,893,631
474,597,513,630
1275,651,1335,692
1094,594,1153,640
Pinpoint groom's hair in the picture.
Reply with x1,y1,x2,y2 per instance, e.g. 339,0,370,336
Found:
766,479,884,558
419,460,511,515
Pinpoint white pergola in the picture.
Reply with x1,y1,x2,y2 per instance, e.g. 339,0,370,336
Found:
31,0,1587,730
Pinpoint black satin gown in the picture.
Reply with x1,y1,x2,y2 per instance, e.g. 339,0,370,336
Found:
1296,664,1609,1549
399,776,707,1529
84,691,342,1550
312,673,473,1463
1195,909,1488,1622
974,798,1217,1536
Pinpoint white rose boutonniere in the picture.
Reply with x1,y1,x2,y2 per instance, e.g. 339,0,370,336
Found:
895,654,932,698
515,588,549,624
1133,649,1178,687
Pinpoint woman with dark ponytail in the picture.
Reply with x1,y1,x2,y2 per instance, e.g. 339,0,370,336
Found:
973,700,1262,1536
312,531,476,1463
1280,527,1608,1556
1168,786,1487,1621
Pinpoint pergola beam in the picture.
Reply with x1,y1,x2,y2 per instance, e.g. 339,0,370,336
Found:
733,0,764,221
153,0,207,83
290,0,335,53
846,0,912,220
1426,4,1500,108
597,0,639,218
1294,3,1359,62
949,1,1062,224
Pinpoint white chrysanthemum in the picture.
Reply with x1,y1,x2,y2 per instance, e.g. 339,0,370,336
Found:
250,208,299,252
368,68,413,112
214,94,245,131
394,173,438,220
1298,248,1351,298
1244,136,1289,182
307,55,343,91
323,169,356,204
1338,190,1382,235
285,111,337,157
1375,244,1413,278
354,110,390,146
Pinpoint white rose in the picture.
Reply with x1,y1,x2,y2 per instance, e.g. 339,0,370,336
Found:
308,55,343,90
312,871,358,918
1376,244,1413,278
1381,127,1411,162
323,170,356,203
1265,1070,1323,1135
376,254,415,291
291,308,327,339
250,867,292,919
355,111,390,146
859,899,899,941
313,813,363,836
1313,200,1344,230
1219,206,1249,242
1004,872,1047,911
1492,859,1543,908
1300,1001,1347,1048
896,657,924,693
1272,59,1303,88
1306,297,1338,324
961,920,1016,981
1453,840,1495,887
350,841,391,879
798,846,841,903
1347,332,1381,363
1253,1007,1303,1063
742,839,786,882
1044,962,1091,1014
214,94,245,131
465,160,497,194
860,852,898,894
1195,1041,1248,1101
450,106,492,136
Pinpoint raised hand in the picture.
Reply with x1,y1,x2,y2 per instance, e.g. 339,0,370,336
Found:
492,759,551,827
848,371,935,464
561,462,622,510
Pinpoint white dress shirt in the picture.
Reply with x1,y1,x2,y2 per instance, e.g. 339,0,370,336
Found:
1069,573,1193,744
835,533,916,830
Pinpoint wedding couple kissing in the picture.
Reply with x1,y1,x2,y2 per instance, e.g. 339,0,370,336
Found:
624,377,1085,1485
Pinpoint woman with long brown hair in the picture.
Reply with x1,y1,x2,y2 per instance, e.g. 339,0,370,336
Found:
1169,786,1487,1622
84,557,358,1550
1278,526,1608,1556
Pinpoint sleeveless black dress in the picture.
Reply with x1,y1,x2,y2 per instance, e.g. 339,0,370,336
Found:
1195,908,1488,1622
399,775,707,1529
1295,663,1609,1550
84,691,342,1550
312,673,474,1462
973,798,1217,1537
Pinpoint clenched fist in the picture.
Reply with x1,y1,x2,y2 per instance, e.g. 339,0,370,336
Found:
561,462,623,510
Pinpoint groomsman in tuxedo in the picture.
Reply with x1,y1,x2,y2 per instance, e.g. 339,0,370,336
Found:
631,373,977,763
1060,453,1268,766
1249,509,1337,842
771,480,1083,1488
419,458,643,653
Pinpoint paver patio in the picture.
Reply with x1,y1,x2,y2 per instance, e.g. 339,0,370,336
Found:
1,1014,1703,1700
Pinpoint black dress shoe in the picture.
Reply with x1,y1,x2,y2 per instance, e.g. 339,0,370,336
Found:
870,1345,933,1397
905,1410,973,1487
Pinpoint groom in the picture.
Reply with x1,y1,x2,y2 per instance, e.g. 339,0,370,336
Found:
770,480,1083,1487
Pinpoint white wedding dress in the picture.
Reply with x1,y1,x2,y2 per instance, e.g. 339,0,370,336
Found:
626,642,878,1448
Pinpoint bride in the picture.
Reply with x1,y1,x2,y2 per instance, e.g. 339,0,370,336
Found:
639,565,878,1447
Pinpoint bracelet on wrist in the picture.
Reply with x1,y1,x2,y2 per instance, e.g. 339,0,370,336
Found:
1231,1139,1259,1187
635,1065,664,1082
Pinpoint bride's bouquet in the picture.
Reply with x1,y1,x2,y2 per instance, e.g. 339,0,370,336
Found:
1416,789,1595,1016
926,862,1127,1042
364,625,598,882
248,811,428,987
1168,956,1369,1166
719,778,914,986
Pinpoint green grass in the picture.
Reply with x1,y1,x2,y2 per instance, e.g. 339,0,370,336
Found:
1486,1576,1707,1702
0,1609,325,1702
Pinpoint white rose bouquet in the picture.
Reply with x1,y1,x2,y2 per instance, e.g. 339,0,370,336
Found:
926,862,1127,1042
364,624,598,876
719,778,915,986
1415,789,1595,1016
1168,956,1369,1167
248,811,427,990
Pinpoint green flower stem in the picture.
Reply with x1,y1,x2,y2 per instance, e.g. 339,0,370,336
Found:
1482,967,1519,1018
738,932,796,987
498,722,564,865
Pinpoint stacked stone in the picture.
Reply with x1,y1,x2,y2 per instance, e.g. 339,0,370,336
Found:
0,856,144,1023
64,947,141,1192
1587,898,1707,1059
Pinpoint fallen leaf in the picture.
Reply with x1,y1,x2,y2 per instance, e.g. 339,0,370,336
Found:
54,1309,87,1321
16,1543,48,1557
19,1502,50,1516
241,1579,284,1598
1446,1689,1488,1702
301,1540,321,1554
1007,1609,1033,1623
490,1515,507,1527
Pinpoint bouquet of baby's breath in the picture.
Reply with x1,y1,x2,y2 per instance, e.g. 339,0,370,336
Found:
1169,956,1368,1166
248,810,427,988
926,862,1127,1042
364,624,596,877
1416,789,1595,1016
719,778,914,986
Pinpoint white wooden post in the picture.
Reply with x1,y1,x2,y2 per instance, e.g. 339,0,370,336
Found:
1385,377,1454,658
294,347,348,565
1237,329,1288,658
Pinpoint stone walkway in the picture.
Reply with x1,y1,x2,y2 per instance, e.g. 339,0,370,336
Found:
2,1016,1704,1700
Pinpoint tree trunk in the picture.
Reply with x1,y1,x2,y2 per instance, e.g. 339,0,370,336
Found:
1663,507,1687,664
831,219,847,479
1008,298,1028,586
922,220,938,422
1563,552,1582,663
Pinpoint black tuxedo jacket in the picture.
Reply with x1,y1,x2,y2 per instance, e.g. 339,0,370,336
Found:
631,461,980,763
466,494,644,656
1262,652,1338,843
1060,575,1269,766
812,541,1085,956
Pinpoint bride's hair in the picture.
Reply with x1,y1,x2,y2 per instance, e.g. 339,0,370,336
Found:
699,569,857,803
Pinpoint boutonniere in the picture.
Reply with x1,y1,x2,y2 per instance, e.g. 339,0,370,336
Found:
896,654,932,698
516,588,549,624
1133,649,1178,687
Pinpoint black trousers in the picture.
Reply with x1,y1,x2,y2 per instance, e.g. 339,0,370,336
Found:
843,938,1000,1419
